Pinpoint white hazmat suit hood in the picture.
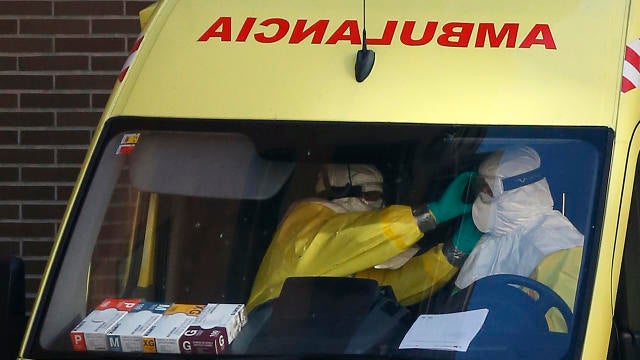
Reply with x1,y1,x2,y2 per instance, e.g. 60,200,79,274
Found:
314,163,384,213
456,146,584,289
471,146,553,235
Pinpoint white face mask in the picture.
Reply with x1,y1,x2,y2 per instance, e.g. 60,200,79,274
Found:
331,197,383,212
472,195,495,233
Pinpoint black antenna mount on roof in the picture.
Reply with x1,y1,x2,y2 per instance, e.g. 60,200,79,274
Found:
355,0,375,82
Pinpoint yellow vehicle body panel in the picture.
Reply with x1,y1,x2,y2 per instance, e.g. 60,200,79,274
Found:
583,2,640,359
107,0,627,126
19,0,640,359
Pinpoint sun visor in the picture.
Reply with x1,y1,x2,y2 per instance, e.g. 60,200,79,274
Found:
129,132,294,200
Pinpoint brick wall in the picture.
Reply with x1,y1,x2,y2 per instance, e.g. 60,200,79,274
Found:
0,0,154,313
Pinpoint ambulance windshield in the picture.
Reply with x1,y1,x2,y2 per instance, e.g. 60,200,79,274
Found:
31,120,610,359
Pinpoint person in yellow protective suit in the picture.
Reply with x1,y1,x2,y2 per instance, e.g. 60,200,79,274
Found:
455,146,584,332
247,164,482,313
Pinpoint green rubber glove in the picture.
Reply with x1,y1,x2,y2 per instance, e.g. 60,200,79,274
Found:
428,171,475,224
452,214,483,254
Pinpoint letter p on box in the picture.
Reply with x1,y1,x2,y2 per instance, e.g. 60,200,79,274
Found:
70,332,86,352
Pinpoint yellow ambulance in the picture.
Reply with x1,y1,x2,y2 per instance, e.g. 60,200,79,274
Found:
6,0,640,358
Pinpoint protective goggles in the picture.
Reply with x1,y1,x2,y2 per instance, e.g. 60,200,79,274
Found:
319,184,384,203
470,167,545,202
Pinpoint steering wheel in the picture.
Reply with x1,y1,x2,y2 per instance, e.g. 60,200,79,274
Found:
455,274,574,358
466,274,573,333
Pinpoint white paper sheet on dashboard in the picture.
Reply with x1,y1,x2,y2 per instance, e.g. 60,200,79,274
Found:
398,309,489,352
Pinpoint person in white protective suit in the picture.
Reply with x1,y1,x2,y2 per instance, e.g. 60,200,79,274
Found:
455,146,584,331
247,163,482,313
